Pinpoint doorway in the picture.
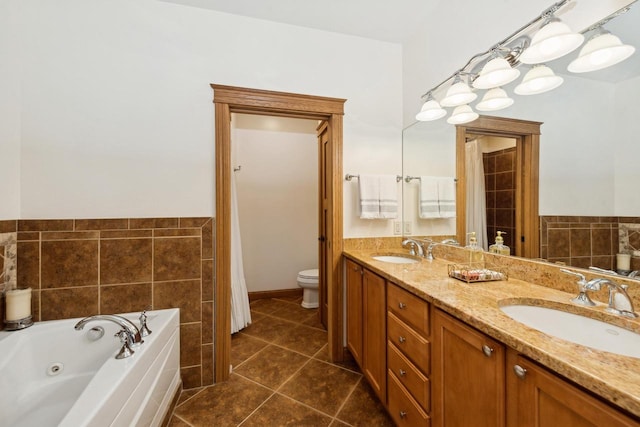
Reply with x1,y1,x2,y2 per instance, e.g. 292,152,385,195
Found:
455,116,541,258
211,85,346,382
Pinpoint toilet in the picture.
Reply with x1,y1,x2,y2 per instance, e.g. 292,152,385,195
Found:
297,269,319,309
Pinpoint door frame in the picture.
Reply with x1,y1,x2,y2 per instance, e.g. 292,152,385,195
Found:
455,115,541,258
211,84,346,382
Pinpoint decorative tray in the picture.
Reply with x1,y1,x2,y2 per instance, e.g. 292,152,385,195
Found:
448,262,508,283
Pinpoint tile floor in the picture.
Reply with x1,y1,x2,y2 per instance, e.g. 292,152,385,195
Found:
168,296,393,426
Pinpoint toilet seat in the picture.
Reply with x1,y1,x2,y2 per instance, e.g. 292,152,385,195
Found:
297,269,319,280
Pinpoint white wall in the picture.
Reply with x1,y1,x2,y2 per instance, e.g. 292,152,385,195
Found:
0,2,22,219
232,115,318,292
5,0,402,234
614,75,640,216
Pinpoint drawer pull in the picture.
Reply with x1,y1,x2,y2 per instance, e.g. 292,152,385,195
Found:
399,411,408,419
399,369,406,377
398,336,406,343
482,344,494,357
398,302,407,309
513,364,527,379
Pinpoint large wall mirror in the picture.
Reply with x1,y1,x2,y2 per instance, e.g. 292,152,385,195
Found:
402,3,640,263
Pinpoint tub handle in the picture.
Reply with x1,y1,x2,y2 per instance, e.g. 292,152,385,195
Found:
115,329,135,359
139,309,152,337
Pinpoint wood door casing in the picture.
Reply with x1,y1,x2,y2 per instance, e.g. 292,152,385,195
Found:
318,121,329,328
212,85,346,382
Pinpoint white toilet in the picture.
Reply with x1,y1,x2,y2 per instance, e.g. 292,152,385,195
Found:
297,269,319,309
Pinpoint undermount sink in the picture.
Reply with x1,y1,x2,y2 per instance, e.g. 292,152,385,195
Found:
371,254,419,264
500,303,640,359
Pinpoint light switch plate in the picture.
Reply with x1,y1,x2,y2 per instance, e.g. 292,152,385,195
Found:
393,221,402,235
404,221,412,235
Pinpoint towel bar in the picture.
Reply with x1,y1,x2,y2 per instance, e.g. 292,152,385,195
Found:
405,176,458,183
345,174,402,182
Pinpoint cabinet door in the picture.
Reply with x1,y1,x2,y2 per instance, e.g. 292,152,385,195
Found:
507,351,640,427
345,259,363,366
433,309,506,427
363,268,387,403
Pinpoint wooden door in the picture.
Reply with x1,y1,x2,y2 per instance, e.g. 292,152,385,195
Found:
318,121,329,328
433,309,506,427
363,268,387,403
345,259,363,366
507,351,639,427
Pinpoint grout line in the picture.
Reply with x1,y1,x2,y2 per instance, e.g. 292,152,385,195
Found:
172,414,195,427
331,376,362,426
175,387,208,408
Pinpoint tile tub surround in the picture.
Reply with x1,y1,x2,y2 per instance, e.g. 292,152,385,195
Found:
13,217,214,389
343,246,640,418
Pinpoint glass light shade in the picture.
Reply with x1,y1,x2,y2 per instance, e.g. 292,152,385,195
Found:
472,57,521,89
519,20,584,64
514,65,564,95
416,99,447,121
568,32,635,73
447,104,479,125
476,87,514,111
441,82,478,107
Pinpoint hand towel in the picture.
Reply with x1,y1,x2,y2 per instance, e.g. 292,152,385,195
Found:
438,177,456,218
358,174,380,219
419,176,440,219
379,175,399,219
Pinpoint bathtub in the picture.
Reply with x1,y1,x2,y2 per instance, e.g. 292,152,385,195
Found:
0,308,180,427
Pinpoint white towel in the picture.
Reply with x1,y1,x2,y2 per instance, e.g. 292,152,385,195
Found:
358,174,380,219
379,175,398,219
438,177,456,218
419,176,440,219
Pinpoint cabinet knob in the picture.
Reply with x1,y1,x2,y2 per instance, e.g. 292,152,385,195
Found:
399,302,407,309
399,411,407,419
513,364,527,379
398,336,406,343
482,345,494,357
399,369,406,377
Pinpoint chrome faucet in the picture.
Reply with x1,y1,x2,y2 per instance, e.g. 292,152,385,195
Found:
75,314,143,347
584,278,638,318
424,238,459,261
561,269,595,306
402,239,424,257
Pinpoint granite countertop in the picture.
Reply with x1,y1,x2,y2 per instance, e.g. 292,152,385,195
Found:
343,249,640,418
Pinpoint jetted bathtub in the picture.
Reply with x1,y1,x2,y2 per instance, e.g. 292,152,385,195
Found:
0,308,180,427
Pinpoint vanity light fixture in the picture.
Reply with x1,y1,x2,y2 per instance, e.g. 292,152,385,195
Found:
518,18,584,64
440,76,478,107
416,93,447,121
476,87,514,111
472,57,520,89
446,104,479,125
568,28,635,73
514,64,564,95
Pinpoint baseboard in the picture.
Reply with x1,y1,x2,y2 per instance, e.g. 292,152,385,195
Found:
248,288,303,302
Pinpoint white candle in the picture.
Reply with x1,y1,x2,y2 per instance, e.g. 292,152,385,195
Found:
616,253,631,271
5,288,32,321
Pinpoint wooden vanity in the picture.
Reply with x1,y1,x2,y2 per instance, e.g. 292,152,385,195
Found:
343,250,640,426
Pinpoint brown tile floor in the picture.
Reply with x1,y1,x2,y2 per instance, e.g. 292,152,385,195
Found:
168,296,394,426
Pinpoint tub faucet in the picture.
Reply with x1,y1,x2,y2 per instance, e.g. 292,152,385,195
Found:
402,239,424,257
584,278,638,318
74,314,143,347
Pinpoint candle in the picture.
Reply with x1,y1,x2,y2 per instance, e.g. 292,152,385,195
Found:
616,253,631,271
5,288,31,321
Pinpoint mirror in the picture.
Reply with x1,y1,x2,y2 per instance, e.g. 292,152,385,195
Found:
402,4,639,265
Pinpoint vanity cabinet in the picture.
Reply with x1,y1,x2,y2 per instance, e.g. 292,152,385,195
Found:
432,309,506,427
506,351,639,427
387,283,431,426
345,259,386,402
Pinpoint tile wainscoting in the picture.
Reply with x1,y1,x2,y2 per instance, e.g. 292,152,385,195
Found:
0,217,214,389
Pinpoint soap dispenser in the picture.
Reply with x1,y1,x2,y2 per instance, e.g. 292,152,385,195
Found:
489,231,510,255
465,232,485,264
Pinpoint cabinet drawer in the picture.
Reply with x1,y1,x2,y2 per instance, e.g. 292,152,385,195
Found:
388,342,430,412
388,312,430,374
387,283,430,337
388,370,431,427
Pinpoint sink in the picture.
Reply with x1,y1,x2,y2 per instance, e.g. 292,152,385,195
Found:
371,255,419,264
500,303,640,358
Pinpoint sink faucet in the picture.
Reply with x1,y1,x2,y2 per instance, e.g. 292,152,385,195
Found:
402,239,424,257
75,314,143,347
561,269,595,306
423,238,459,261
584,278,638,318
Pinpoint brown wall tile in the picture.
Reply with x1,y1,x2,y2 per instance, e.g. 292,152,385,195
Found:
0,220,17,233
570,229,591,257
100,238,152,284
41,240,99,288
17,241,40,289
202,259,214,302
130,218,178,229
154,229,201,237
42,231,99,240
31,290,40,321
17,232,39,241
154,237,201,282
154,279,201,323
180,217,210,228
100,283,152,314
74,219,129,230
548,229,570,258
202,302,213,344
18,220,73,232
40,287,99,320
591,228,612,256
180,366,202,389
101,230,152,239
202,344,214,386
202,219,213,260
180,322,203,367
